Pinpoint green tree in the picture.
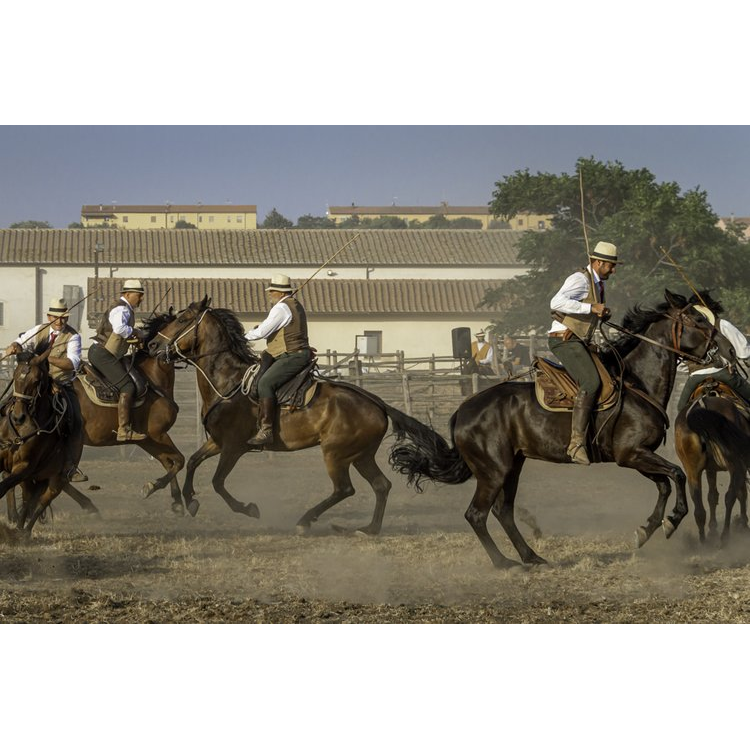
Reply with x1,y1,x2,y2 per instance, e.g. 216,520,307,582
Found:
449,217,483,229
423,214,451,229
9,220,53,228
296,214,336,229
175,220,197,229
338,214,361,228
260,208,293,229
361,216,408,229
484,157,750,332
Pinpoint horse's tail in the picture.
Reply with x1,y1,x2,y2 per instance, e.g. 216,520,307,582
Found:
327,379,472,489
686,407,750,475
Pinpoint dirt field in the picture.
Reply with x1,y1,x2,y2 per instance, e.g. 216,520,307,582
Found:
3,430,750,624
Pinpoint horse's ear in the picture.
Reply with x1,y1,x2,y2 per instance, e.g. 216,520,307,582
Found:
168,305,174,315
665,289,687,308
201,295,212,309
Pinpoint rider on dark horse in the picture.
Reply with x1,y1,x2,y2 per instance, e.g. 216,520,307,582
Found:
244,273,313,447
547,241,619,465
88,279,148,441
3,297,86,481
675,291,750,412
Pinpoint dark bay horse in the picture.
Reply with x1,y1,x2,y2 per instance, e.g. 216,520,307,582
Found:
0,349,83,536
5,312,185,521
389,291,736,568
675,393,750,542
148,297,437,534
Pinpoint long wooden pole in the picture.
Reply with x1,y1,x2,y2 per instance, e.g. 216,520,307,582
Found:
658,246,706,306
293,233,360,296
578,167,591,256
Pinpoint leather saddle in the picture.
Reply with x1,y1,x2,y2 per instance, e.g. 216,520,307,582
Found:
687,378,750,418
78,361,148,407
533,354,618,412
264,359,319,411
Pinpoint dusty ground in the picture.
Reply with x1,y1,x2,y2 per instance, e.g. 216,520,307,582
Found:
2,434,750,624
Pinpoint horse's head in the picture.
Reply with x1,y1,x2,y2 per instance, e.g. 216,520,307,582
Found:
10,349,51,433
148,296,211,362
663,289,736,366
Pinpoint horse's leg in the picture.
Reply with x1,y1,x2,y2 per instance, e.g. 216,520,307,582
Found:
295,447,356,535
6,484,19,525
62,484,100,516
136,436,185,515
736,477,749,533
350,451,392,536
182,437,223,517
687,467,708,543
22,478,65,536
706,469,720,538
211,447,260,518
721,469,746,542
615,447,688,546
490,454,546,565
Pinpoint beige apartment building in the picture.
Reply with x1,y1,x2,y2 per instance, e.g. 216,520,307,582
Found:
81,204,258,230
326,203,552,231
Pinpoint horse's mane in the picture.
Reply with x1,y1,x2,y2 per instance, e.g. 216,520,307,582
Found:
208,307,259,365
140,311,176,345
599,300,672,368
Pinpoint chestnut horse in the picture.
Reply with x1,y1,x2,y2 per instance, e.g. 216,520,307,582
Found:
389,291,736,568
148,297,439,534
675,394,750,542
0,349,83,536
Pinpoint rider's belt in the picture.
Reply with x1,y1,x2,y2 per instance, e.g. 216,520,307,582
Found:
548,330,574,340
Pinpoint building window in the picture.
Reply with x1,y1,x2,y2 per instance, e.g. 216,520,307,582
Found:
0,301,4,326
209,216,214,223
198,216,203,223
180,215,186,221
538,220,546,229
517,218,524,227
123,216,128,223
236,215,242,222
227,216,232,222
170,216,175,222
359,330,382,354
151,216,157,223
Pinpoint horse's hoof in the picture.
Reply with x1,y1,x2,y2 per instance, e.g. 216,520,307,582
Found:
663,519,676,539
171,501,185,516
142,481,156,499
243,502,260,519
295,524,310,536
635,527,648,548
186,499,200,517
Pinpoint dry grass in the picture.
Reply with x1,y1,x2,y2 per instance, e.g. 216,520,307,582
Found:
3,445,750,623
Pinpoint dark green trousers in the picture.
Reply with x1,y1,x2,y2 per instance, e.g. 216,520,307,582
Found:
548,336,601,396
257,349,312,399
677,367,750,411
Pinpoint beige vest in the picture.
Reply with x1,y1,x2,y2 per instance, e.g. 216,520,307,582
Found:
94,299,134,359
471,341,491,363
33,325,78,384
551,267,602,343
266,297,310,358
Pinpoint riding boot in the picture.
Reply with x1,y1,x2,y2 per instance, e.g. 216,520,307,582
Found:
246,397,276,446
567,389,596,465
116,392,146,441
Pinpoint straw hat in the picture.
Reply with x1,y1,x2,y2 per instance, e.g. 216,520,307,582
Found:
122,279,145,293
47,297,70,318
588,241,619,264
265,274,293,293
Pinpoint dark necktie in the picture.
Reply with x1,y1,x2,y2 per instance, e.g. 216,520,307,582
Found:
598,281,605,303
49,331,58,348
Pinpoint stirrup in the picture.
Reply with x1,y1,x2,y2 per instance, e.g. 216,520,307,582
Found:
567,441,590,465
246,427,273,447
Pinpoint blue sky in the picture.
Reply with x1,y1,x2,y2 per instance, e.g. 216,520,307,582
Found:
2,125,749,228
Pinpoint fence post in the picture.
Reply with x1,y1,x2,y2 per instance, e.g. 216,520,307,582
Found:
472,372,479,394
402,372,412,415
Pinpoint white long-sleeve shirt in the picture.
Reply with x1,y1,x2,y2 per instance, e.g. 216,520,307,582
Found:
691,318,750,375
244,296,293,342
548,264,603,334
15,324,82,370
109,298,138,337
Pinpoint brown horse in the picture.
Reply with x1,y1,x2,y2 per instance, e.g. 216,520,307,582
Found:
72,311,185,512
5,311,185,522
148,297,438,534
389,291,737,568
675,393,750,542
0,349,83,536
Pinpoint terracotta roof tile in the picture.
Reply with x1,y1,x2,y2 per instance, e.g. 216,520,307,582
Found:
0,229,524,266
87,277,506,318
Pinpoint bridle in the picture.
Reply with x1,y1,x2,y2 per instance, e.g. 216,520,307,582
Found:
603,303,722,366
153,306,258,401
3,361,63,446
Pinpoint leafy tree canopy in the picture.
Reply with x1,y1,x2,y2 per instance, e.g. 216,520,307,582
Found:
175,220,197,229
296,214,336,229
9,220,52,229
260,208,293,229
484,157,749,332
